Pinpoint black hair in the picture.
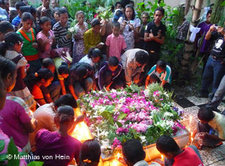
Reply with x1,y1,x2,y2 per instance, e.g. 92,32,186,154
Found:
156,135,180,154
124,4,135,20
21,12,34,22
42,58,54,68
156,60,166,70
25,68,53,91
57,105,74,124
120,0,130,9
112,21,120,29
154,7,165,16
15,1,26,10
129,0,134,6
75,10,84,18
79,139,101,166
135,50,149,65
39,16,51,25
108,56,119,66
54,94,77,108
58,7,68,16
141,11,149,18
0,32,23,55
115,1,121,7
88,48,102,59
53,7,60,14
30,6,37,16
122,139,146,165
0,21,14,34
76,65,88,79
206,9,212,16
0,56,17,81
58,62,69,75
198,107,215,122
90,18,100,27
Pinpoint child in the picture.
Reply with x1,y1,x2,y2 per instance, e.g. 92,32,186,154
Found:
25,68,54,106
144,7,166,64
145,60,172,90
122,139,160,166
98,56,125,90
198,107,225,140
42,58,61,101
156,135,203,166
118,4,141,50
58,62,69,95
84,18,103,54
37,0,53,22
37,16,55,59
136,12,149,49
35,105,82,166
53,8,72,50
30,94,83,152
0,21,14,41
17,12,41,74
0,32,36,111
106,22,126,60
11,1,26,30
79,139,101,166
73,10,88,63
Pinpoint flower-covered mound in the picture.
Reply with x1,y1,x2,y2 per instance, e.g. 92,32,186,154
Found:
79,84,184,156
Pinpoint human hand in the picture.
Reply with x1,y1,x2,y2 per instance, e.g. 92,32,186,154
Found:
32,42,38,49
66,32,72,39
209,24,217,32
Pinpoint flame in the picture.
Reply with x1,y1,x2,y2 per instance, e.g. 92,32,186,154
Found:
161,155,164,161
71,108,93,142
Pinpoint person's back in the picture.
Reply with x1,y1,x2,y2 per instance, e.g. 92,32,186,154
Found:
35,105,82,166
156,135,203,166
173,146,203,166
0,95,32,148
35,129,81,166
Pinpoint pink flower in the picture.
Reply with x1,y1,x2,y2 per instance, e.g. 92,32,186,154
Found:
112,137,121,148
153,90,160,97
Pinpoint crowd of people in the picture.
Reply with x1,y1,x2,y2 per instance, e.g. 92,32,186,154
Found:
0,0,224,165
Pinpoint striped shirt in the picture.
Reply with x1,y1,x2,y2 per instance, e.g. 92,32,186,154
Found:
53,21,72,49
147,64,172,83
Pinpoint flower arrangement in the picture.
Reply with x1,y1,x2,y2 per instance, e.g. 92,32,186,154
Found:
79,83,184,157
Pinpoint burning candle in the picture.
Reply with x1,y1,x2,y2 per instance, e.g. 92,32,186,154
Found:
161,155,164,162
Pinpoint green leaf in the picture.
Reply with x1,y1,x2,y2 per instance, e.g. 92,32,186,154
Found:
0,154,8,161
28,161,44,166
118,113,127,120
221,1,225,6
7,137,19,166
0,140,5,153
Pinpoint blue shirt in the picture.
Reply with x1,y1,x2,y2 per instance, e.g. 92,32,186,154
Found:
12,15,21,28
0,7,8,21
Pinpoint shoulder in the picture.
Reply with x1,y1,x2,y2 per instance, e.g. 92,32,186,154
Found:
53,22,60,30
6,96,28,110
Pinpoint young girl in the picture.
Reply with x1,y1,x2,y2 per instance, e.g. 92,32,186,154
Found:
37,16,55,59
118,4,141,50
79,139,101,166
0,32,37,111
26,68,54,106
58,62,69,95
17,12,41,74
73,11,88,63
35,105,82,166
136,12,149,49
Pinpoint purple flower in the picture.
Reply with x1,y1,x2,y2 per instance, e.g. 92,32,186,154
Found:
112,137,121,148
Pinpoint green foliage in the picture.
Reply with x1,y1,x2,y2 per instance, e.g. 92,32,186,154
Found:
97,6,113,20
28,161,44,166
124,84,142,94
7,138,20,166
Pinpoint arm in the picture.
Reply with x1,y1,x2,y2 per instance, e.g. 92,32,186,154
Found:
106,46,109,59
69,84,78,100
205,24,216,40
144,32,151,42
37,38,46,52
145,75,150,88
152,35,165,44
59,79,66,95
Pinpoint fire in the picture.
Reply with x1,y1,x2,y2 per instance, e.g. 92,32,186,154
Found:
71,108,93,142
161,155,164,161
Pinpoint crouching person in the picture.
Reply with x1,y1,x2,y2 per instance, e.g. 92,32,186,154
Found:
69,62,94,99
98,56,125,91
121,48,149,86
122,139,160,166
145,60,171,90
35,105,82,166
156,135,203,166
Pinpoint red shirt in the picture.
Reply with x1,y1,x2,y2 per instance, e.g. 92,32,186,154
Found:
173,147,203,166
